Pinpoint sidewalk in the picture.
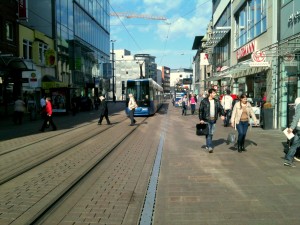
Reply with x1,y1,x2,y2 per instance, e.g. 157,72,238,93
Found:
0,101,126,141
154,104,300,225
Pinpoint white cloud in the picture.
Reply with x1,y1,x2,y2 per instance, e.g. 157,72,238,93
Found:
156,0,212,40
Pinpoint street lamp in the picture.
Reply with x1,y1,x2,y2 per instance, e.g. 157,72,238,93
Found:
111,40,116,102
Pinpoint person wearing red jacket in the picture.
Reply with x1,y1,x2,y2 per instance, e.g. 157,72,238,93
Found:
40,97,57,132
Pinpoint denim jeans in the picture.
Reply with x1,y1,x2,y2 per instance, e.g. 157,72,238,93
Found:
206,120,216,148
224,109,231,126
236,121,249,145
286,133,300,163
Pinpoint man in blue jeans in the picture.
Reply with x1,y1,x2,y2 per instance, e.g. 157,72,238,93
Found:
199,88,225,153
285,97,300,167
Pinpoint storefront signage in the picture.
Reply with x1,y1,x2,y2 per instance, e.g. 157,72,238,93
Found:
45,49,56,66
283,53,295,61
18,0,28,20
236,41,255,59
252,50,266,62
200,53,209,65
249,62,270,67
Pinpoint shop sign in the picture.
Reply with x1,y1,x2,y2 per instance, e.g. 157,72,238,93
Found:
252,50,266,62
236,41,256,60
249,62,270,67
18,0,28,20
45,49,56,66
200,53,209,65
283,53,295,62
284,76,298,83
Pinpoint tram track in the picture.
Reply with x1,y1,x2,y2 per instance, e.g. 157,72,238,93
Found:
0,115,129,185
0,115,151,225
0,114,125,156
32,108,166,225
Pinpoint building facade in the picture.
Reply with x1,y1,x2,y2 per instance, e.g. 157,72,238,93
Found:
113,50,158,100
0,0,111,116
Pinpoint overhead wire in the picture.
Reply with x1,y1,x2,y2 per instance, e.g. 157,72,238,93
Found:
108,2,142,51
158,0,211,66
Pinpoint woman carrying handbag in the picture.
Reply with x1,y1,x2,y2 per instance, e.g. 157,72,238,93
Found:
231,94,258,152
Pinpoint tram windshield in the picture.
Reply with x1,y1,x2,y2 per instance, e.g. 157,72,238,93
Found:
127,80,151,106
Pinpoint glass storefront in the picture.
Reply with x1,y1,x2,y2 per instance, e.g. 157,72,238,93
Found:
280,55,300,127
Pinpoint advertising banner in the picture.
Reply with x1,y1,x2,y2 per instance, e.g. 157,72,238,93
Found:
200,53,209,65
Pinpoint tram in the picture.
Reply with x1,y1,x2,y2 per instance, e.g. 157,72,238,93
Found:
125,78,164,116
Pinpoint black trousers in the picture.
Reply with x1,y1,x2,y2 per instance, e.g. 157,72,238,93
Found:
129,109,136,125
98,114,110,124
41,115,57,131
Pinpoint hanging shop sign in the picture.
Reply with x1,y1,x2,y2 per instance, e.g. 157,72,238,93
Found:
249,50,270,67
283,53,295,62
200,53,209,65
18,0,28,21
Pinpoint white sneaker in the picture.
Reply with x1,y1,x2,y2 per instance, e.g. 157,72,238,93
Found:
208,147,213,153
284,162,296,167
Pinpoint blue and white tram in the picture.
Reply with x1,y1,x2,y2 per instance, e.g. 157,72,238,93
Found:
126,78,164,116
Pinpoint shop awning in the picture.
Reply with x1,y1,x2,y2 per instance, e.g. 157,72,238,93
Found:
206,74,232,82
205,59,271,82
0,56,35,71
42,75,68,89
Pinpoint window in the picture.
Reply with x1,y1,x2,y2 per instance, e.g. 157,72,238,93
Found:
23,40,33,60
235,0,266,49
6,22,13,41
39,43,48,64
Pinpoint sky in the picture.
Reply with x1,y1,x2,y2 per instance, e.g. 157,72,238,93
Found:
109,0,212,70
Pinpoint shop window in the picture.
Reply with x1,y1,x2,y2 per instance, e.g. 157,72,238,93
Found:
39,43,48,64
235,0,267,49
23,39,33,60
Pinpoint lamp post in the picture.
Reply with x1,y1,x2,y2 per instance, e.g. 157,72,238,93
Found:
111,40,116,102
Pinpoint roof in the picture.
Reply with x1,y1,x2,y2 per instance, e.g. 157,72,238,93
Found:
192,36,204,50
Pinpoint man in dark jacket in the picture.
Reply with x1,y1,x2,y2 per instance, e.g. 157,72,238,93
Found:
199,88,225,153
98,96,111,125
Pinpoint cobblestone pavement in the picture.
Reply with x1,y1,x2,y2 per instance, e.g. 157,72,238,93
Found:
154,103,300,225
1,101,300,225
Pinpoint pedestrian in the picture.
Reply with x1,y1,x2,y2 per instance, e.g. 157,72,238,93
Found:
71,95,77,116
181,94,188,116
40,95,46,115
284,97,300,167
232,95,239,110
94,96,100,110
199,88,225,153
231,94,258,152
40,97,57,132
172,96,175,106
128,93,137,126
221,89,233,127
13,96,26,124
190,94,197,115
97,96,111,125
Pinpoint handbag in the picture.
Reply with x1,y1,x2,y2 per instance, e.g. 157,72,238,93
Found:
227,132,236,144
196,123,208,136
